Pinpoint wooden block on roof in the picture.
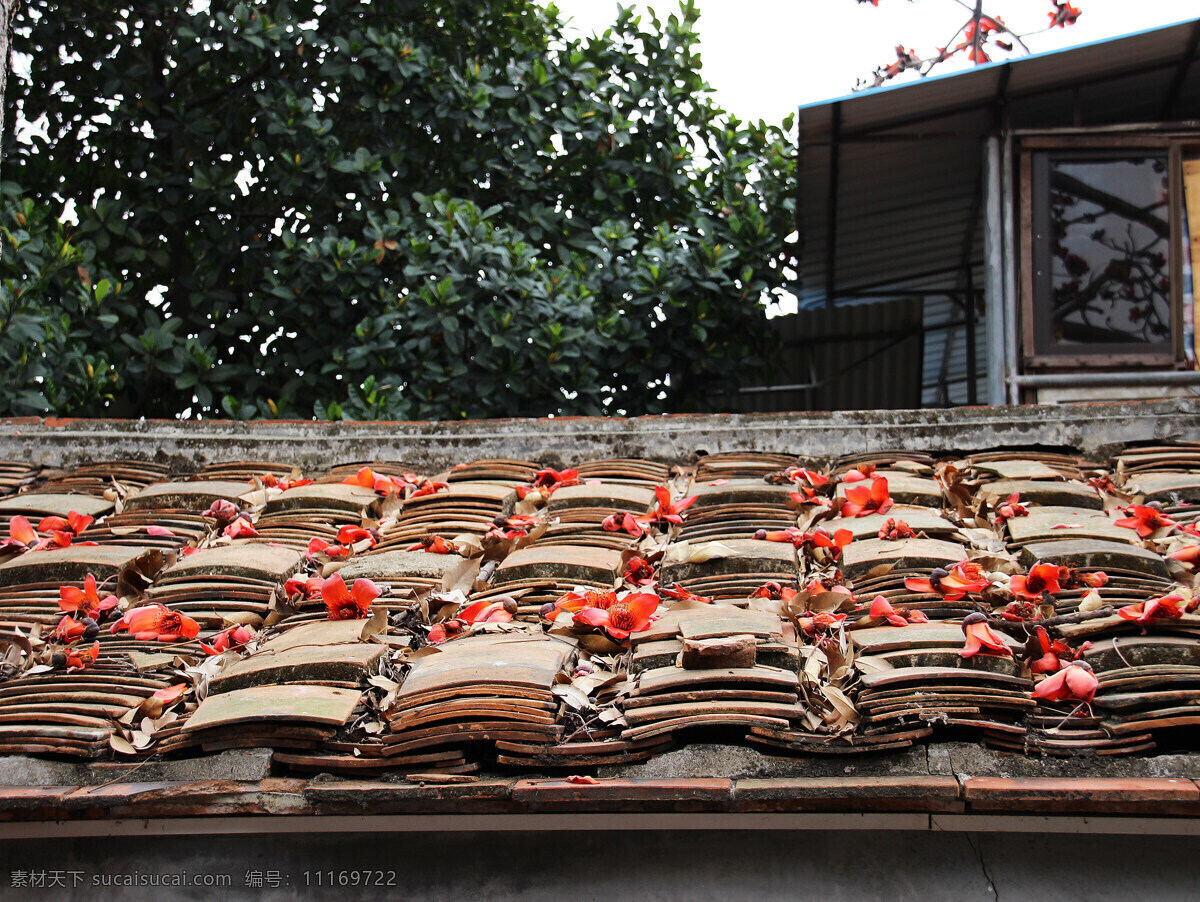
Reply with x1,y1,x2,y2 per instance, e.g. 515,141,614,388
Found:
1017,538,1168,577
0,545,159,587
124,480,259,512
1005,507,1134,545
1084,636,1200,671
835,474,942,508
183,684,363,731
210,621,385,693
634,665,799,695
396,634,571,701
978,479,1102,510
0,494,113,519
338,549,468,582
495,545,623,585
858,665,1030,691
826,506,956,540
851,623,1019,655
840,537,967,580
546,482,656,512
676,606,783,641
405,483,515,506
687,479,797,509
1123,472,1200,504
680,635,757,670
158,543,303,582
659,539,796,585
264,483,379,515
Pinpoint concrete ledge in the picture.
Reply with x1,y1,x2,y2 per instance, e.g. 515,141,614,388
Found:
2,774,1200,821
2,398,1198,471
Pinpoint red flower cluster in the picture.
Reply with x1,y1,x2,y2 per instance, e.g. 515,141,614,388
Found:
904,561,989,600
545,589,658,642
321,574,381,621
428,598,517,644
840,477,893,518
1114,503,1176,538
110,604,201,642
869,595,928,627
877,518,913,541
960,612,1012,659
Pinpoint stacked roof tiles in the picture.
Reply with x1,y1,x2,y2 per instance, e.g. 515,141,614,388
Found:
0,444,1197,776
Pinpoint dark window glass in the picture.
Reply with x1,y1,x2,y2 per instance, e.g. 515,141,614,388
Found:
1032,153,1172,356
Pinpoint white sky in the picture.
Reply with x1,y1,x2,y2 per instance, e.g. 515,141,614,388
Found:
549,0,1200,123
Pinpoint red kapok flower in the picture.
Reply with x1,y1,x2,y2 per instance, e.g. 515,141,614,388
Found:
870,595,908,628
408,479,448,499
788,467,829,488
1117,592,1188,627
841,477,893,518
458,598,517,625
336,525,377,547
200,624,256,656
223,516,258,539
639,485,697,527
544,588,619,619
1169,545,1200,566
58,573,119,620
840,465,876,483
406,536,459,555
1033,660,1097,704
904,561,989,600
867,594,928,626
343,466,397,495
0,515,40,553
308,538,354,559
660,583,712,604
995,493,1028,524
203,499,241,526
1114,504,1176,538
1049,1,1081,28
959,612,1013,659
110,604,201,642
56,614,97,643
65,640,100,672
811,528,854,558
531,467,582,491
878,518,914,541
622,556,656,586
38,510,94,543
284,575,326,599
1009,562,1062,601
321,573,381,620
573,591,658,641
601,512,645,538
750,581,798,603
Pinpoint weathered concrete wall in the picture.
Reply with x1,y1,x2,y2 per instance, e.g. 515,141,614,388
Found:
0,828,1195,901
1,398,1197,472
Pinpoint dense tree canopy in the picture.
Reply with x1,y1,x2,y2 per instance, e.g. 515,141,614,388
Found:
2,0,795,420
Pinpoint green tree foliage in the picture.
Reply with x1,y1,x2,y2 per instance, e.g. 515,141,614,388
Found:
7,0,795,419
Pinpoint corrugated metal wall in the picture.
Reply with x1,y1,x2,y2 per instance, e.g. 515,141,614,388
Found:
722,299,924,413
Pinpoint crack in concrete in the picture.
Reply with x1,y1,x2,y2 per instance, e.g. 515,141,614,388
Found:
964,832,1000,902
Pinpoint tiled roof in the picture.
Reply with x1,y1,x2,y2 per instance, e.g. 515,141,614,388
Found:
3,432,1200,821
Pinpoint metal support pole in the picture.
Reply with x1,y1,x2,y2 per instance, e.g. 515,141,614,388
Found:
983,136,1006,405
1013,370,1200,388
1002,133,1020,404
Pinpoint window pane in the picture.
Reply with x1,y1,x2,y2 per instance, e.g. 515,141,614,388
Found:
1048,156,1170,347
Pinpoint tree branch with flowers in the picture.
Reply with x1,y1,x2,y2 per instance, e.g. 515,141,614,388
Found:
858,0,1082,88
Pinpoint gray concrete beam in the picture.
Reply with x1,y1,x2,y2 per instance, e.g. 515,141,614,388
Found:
2,399,1197,473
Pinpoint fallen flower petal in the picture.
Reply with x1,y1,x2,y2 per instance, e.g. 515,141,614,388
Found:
1033,660,1097,703
960,612,1013,659
321,573,380,620
110,604,201,642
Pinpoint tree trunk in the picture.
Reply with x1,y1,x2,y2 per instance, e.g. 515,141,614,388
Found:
0,0,19,181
